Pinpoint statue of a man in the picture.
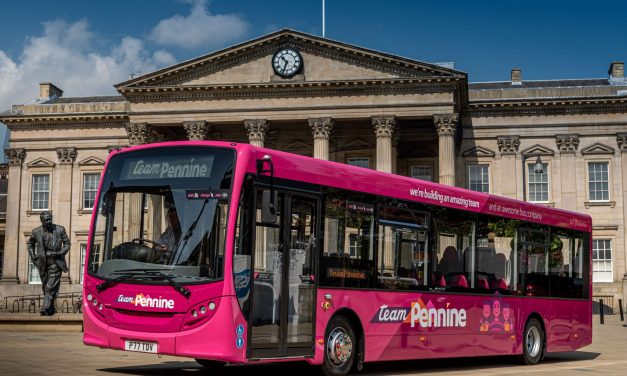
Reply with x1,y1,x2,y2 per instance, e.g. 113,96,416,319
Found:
27,211,70,316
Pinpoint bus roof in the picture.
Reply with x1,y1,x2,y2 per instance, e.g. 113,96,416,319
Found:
110,140,592,232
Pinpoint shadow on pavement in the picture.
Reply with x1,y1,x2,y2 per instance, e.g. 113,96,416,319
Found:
99,351,601,375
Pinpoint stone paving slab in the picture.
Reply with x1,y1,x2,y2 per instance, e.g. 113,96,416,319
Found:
0,315,625,375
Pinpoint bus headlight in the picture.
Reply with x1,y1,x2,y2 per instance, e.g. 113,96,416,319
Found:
182,299,220,330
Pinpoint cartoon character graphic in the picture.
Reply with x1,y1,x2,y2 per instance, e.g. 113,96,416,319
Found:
488,299,504,332
502,303,512,332
480,301,490,332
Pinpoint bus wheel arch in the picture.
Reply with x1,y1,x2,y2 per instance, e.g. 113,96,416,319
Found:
322,309,364,376
521,313,546,364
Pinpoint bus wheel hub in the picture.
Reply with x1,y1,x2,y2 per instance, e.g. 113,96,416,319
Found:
327,328,352,366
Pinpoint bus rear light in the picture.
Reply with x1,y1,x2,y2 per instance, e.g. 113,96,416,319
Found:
208,302,216,311
200,306,207,314
87,294,93,302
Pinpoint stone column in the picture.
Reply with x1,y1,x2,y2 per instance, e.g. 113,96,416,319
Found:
125,122,148,146
617,133,627,305
56,147,77,283
244,119,269,147
434,114,458,186
556,135,579,211
372,116,396,173
308,117,334,160
124,123,149,240
183,121,210,141
497,136,520,199
0,148,25,284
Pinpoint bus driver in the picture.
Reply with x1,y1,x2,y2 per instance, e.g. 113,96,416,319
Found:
157,208,182,262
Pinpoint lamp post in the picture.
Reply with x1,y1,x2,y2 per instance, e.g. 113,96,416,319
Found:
522,155,544,202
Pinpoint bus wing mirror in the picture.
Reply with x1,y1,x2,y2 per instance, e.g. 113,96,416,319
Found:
261,189,278,224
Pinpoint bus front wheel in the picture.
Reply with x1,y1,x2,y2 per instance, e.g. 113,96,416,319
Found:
322,315,356,376
522,318,545,365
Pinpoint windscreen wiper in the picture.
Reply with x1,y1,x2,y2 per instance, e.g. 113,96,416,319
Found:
96,270,191,298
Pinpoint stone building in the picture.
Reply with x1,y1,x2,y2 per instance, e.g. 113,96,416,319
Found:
0,29,625,310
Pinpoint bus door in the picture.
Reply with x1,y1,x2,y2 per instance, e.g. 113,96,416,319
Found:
249,188,318,359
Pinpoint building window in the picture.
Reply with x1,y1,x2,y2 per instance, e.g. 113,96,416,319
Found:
410,166,432,181
347,157,369,169
28,260,41,284
80,244,86,284
588,162,609,201
468,164,489,193
592,239,612,282
527,163,548,202
31,174,50,210
82,173,100,210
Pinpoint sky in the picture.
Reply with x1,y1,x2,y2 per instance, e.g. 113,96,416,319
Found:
0,0,626,112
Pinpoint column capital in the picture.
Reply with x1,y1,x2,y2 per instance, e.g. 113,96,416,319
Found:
433,113,458,137
183,121,211,141
372,115,396,137
56,147,77,165
125,122,148,145
617,132,627,152
4,148,26,167
497,136,520,155
556,134,580,153
244,119,269,144
308,117,334,139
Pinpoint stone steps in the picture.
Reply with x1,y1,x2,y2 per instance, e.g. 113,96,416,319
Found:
0,312,83,332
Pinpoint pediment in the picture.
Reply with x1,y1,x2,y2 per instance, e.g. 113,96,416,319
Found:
462,145,495,158
282,139,312,152
521,144,554,156
343,138,371,150
116,29,465,90
581,142,615,155
26,158,55,168
78,156,105,166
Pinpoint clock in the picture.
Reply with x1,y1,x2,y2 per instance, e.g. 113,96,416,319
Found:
272,48,303,78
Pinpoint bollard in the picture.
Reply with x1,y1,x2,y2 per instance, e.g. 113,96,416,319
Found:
620,299,625,322
600,299,604,325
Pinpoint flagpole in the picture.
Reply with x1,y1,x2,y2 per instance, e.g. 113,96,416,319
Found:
322,0,326,38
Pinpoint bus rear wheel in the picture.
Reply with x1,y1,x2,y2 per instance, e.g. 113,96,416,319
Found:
521,318,545,365
322,315,356,376
195,359,225,370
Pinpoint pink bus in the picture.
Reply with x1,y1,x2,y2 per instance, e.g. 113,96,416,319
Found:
83,141,591,375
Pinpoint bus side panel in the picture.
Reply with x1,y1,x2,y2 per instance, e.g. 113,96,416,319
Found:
316,289,477,362
571,299,593,350
548,299,574,352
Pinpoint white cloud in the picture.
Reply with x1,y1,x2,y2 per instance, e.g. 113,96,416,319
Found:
149,0,250,50
0,19,176,112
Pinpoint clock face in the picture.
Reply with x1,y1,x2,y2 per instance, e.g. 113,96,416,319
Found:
272,48,303,78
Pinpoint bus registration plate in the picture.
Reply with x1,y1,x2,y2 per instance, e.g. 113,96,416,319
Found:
124,340,158,353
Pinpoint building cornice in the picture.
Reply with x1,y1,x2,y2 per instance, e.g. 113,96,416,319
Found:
468,97,627,117
118,78,461,103
1,116,128,130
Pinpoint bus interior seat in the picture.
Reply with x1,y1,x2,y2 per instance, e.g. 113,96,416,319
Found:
477,276,490,290
491,278,509,290
447,273,469,288
431,272,446,287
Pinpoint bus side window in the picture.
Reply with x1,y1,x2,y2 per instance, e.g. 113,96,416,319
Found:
475,216,519,295
319,188,376,289
432,208,474,293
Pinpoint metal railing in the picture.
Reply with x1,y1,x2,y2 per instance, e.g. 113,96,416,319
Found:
2,292,82,314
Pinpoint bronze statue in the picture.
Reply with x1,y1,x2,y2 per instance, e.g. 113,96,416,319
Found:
27,211,70,316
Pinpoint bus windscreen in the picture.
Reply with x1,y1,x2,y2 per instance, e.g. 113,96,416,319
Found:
88,147,234,284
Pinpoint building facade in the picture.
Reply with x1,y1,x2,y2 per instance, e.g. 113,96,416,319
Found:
1,30,626,310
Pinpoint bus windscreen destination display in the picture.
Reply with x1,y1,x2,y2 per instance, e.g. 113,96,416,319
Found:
120,155,214,180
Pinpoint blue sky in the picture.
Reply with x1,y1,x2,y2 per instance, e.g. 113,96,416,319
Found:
1,0,626,111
